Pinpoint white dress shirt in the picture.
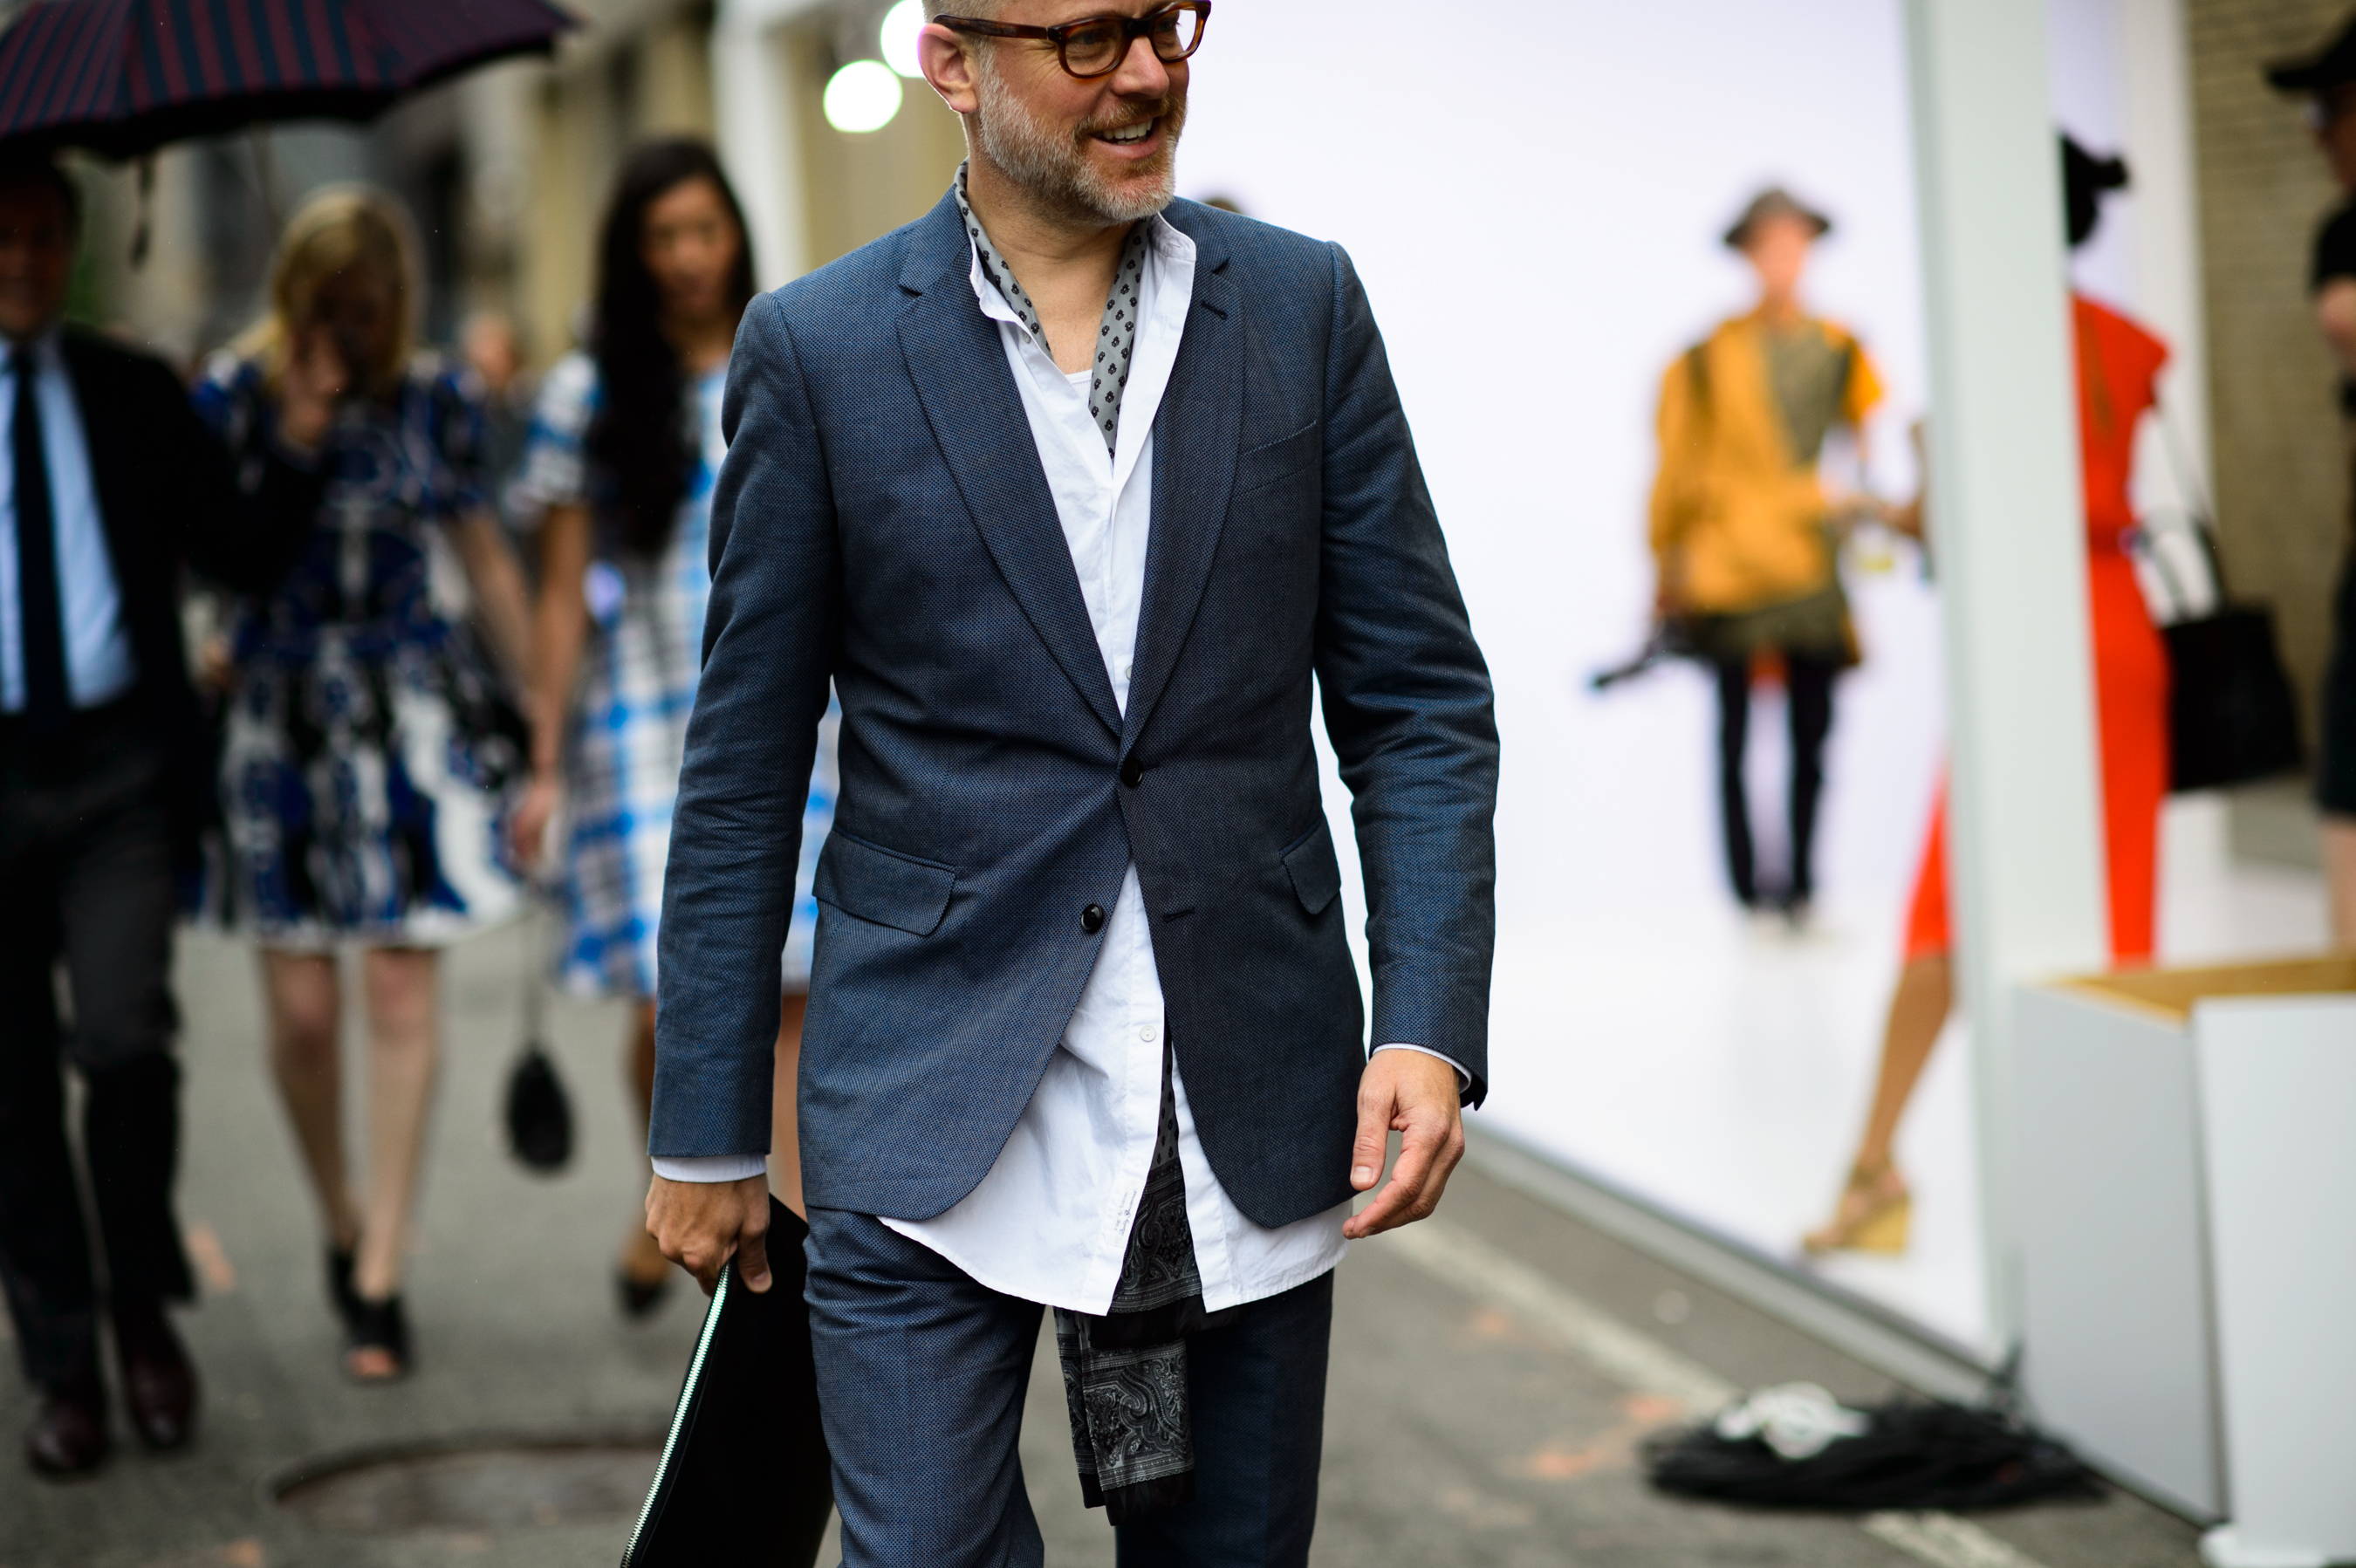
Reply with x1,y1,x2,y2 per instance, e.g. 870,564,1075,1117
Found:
657,211,1462,1316
1,330,135,713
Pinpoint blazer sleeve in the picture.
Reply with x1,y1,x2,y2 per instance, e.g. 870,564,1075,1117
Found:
171,362,325,595
1312,243,1501,1104
650,291,840,1161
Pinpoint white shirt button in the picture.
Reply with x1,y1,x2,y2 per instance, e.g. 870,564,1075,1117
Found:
1140,1022,1159,1043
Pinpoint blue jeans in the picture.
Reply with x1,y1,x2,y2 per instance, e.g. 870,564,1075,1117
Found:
805,1208,1333,1567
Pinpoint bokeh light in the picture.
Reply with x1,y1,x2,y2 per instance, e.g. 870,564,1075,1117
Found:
880,0,928,79
823,59,904,134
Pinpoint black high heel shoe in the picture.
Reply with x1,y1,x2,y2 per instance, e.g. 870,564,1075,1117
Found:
325,1245,362,1333
343,1296,412,1384
616,1266,672,1321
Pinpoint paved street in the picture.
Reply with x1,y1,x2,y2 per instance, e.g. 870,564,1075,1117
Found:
1,921,2204,1567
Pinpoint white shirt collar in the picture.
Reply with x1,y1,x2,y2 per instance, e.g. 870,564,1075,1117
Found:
2,325,65,375
964,209,1195,343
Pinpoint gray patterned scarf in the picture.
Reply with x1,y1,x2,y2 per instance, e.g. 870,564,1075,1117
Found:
955,168,1211,1523
956,165,1151,457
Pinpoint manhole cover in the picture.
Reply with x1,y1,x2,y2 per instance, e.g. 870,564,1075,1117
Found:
272,1437,661,1534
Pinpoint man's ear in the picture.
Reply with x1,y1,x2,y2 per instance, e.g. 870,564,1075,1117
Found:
920,25,982,118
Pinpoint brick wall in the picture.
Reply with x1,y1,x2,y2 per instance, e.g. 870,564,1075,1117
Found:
2187,1,2352,726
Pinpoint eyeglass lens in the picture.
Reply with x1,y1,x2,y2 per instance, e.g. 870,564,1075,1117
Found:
1062,8,1202,76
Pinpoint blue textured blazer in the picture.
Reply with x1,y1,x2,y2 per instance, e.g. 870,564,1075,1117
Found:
651,190,1498,1230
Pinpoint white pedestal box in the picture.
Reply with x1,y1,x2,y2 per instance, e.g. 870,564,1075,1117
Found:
2013,958,2356,1567
2014,977,2225,1518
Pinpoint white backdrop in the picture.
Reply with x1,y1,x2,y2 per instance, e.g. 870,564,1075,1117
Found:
1169,0,2233,1353
1178,0,1990,1345
1181,0,1942,912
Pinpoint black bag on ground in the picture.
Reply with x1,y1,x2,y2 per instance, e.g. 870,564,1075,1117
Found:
622,1198,833,1567
1644,1389,2097,1511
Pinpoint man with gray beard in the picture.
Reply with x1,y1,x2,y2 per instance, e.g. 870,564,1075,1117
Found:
643,3,1498,1563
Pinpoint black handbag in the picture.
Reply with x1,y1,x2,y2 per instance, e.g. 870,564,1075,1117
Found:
503,1046,572,1173
2127,397,2305,794
621,1198,833,1567
503,907,573,1174
2134,517,2305,793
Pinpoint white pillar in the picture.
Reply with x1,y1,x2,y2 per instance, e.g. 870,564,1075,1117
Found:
711,0,828,287
2114,0,2233,876
2117,0,2211,500
1903,0,2111,1350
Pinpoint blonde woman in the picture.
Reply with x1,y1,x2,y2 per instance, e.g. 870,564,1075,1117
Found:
194,187,531,1381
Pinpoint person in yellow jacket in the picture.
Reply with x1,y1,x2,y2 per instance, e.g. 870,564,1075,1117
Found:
1650,187,1885,927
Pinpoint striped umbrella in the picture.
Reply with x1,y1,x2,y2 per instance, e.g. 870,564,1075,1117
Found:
0,0,575,160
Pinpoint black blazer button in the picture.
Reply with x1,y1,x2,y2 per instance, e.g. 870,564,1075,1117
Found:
1120,757,1146,788
1081,903,1107,935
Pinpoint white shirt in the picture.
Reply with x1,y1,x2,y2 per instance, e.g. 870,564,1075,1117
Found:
1,331,135,713
658,212,1461,1315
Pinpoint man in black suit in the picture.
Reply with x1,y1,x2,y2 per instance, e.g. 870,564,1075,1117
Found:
0,154,337,1477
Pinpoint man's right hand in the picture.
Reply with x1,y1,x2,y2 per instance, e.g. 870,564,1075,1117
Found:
646,1173,772,1296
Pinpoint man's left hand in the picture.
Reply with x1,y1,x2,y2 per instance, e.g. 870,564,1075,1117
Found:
1343,1050,1466,1240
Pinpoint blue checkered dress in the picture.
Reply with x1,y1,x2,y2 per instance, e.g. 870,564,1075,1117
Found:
515,353,835,997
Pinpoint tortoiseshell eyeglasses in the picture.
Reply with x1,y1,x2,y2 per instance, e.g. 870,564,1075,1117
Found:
932,3,1210,80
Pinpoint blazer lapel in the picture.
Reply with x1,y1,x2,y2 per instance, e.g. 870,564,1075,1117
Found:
896,198,1122,738
1122,251,1242,751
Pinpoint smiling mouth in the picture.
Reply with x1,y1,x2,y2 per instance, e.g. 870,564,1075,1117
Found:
1094,117,1158,147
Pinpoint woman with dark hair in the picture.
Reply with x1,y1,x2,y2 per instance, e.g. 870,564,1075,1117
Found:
1804,135,2169,1255
510,139,834,1315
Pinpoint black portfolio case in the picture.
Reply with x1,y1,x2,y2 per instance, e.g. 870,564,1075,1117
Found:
621,1198,832,1566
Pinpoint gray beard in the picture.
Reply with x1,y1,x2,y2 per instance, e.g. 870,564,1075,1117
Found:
972,58,1179,226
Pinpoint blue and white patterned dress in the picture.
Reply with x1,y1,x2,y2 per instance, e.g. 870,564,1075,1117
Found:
194,353,524,948
514,352,835,997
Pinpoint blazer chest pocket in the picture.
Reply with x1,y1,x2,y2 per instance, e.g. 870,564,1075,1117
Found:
1280,818,1343,915
1233,421,1322,497
814,831,957,937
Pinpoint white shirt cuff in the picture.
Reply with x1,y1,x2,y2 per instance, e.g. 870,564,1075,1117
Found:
1372,1043,1472,1096
651,1154,767,1184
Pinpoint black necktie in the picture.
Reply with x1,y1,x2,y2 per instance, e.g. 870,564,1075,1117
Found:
10,345,68,729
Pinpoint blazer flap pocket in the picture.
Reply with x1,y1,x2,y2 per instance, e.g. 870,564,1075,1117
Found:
1281,818,1342,915
814,832,956,937
1234,421,1321,495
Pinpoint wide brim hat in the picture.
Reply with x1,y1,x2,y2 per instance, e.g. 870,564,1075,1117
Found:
2265,11,2356,94
1723,187,1832,250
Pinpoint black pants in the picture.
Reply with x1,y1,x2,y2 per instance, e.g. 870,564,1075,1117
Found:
1713,653,1841,908
0,702,192,1391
